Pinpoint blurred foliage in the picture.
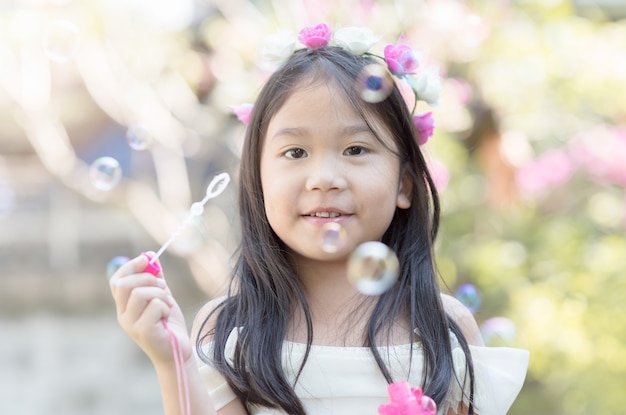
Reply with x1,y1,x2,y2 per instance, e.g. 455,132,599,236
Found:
427,1,626,414
1,0,625,413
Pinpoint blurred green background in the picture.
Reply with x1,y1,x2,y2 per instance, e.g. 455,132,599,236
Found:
1,0,625,414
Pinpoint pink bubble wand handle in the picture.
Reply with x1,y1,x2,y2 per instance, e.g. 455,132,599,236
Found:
378,381,437,415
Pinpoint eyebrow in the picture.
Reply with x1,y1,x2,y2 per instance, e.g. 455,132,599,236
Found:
270,124,374,141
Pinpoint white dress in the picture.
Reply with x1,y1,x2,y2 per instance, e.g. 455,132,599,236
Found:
196,328,529,415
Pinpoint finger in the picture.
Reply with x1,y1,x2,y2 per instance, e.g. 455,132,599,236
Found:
113,275,169,315
119,286,174,327
109,254,149,285
132,297,173,339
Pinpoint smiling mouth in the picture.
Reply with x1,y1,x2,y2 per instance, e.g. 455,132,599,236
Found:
305,212,343,218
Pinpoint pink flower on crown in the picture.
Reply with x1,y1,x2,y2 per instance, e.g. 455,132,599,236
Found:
229,103,254,126
413,112,435,145
383,43,419,75
298,23,332,49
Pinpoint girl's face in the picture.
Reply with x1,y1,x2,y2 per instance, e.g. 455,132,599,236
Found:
260,80,411,265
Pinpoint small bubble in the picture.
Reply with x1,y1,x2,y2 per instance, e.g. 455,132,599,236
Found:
320,222,347,253
190,202,204,216
356,64,394,103
420,396,437,415
126,124,153,151
106,256,129,279
454,283,482,313
480,317,517,346
89,157,122,191
42,20,80,63
347,241,399,295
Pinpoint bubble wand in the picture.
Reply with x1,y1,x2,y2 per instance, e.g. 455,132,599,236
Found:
142,172,230,274
141,172,230,415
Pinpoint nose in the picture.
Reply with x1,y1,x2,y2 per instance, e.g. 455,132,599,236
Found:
305,153,347,192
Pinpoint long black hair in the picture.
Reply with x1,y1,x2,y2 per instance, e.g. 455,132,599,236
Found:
197,46,475,414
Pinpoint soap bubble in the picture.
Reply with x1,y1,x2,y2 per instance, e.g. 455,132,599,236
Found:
480,317,517,346
126,124,153,151
42,20,80,63
89,157,122,191
106,256,130,279
347,241,399,295
320,222,346,253
356,64,394,103
420,395,437,415
454,283,482,313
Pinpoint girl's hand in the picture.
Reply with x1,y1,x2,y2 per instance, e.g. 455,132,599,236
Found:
109,253,192,365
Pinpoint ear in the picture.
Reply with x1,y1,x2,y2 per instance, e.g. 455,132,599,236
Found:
396,171,412,209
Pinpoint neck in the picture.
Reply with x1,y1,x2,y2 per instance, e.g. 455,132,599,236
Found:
295,256,355,304
289,254,375,346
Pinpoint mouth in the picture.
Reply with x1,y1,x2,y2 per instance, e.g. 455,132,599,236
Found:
304,211,344,218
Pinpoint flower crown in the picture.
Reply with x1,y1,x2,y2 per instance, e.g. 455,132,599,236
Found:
231,23,442,145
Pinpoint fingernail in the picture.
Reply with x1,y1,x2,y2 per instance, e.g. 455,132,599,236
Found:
155,278,166,288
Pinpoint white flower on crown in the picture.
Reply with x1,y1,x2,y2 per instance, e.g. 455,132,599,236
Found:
333,26,380,56
262,30,296,64
409,66,443,106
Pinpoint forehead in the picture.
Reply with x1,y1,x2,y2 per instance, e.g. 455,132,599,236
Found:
271,81,355,123
266,79,394,143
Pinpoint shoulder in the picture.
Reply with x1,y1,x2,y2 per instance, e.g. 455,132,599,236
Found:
440,293,484,346
191,295,228,343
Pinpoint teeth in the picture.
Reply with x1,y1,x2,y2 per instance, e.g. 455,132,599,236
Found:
310,212,341,218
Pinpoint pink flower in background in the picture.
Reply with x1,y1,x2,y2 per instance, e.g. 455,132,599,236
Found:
425,156,450,191
383,43,419,75
568,126,626,186
298,23,332,49
516,125,626,198
516,149,574,197
229,103,254,126
413,112,435,145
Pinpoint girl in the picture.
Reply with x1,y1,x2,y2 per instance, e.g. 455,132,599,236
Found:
110,26,528,415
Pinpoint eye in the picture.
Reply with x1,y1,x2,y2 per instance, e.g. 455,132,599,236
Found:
344,146,368,156
284,148,307,159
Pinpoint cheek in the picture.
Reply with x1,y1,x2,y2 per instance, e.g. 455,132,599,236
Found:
260,167,283,217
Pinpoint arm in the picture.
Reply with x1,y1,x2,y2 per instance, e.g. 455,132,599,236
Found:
441,293,484,346
441,293,483,415
191,298,249,415
109,254,245,415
